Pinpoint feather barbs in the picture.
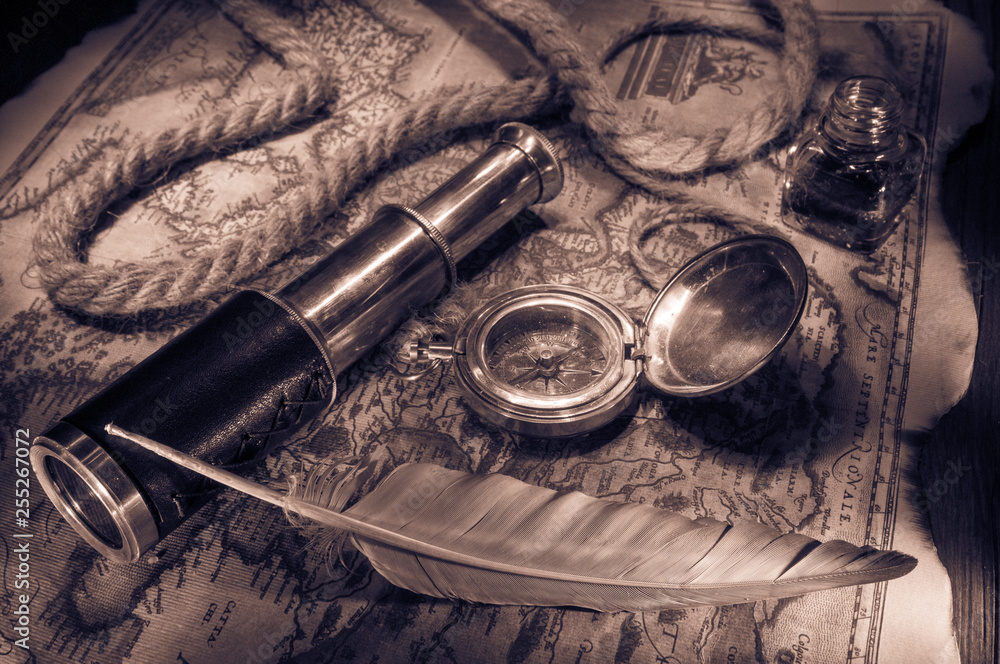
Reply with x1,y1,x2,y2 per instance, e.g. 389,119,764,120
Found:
105,424,916,613
341,463,915,610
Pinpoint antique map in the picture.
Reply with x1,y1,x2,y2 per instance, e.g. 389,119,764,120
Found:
0,0,990,663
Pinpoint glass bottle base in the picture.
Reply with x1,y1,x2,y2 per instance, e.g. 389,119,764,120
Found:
781,204,902,253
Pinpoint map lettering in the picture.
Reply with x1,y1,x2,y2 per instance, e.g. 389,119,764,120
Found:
812,326,825,360
856,305,889,363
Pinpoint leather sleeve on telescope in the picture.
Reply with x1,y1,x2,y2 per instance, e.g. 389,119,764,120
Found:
62,290,336,539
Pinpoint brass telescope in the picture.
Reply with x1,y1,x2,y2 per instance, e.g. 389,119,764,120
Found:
30,122,563,563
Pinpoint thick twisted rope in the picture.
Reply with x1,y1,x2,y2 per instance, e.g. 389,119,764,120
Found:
26,0,818,317
34,78,561,314
29,0,340,314
474,0,818,187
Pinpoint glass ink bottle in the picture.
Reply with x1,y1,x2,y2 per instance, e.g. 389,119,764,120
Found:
781,76,926,252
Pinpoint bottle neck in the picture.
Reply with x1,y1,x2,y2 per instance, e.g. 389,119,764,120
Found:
817,76,906,158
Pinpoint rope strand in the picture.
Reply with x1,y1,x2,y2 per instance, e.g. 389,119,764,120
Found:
473,0,818,180
36,78,561,314
24,0,819,317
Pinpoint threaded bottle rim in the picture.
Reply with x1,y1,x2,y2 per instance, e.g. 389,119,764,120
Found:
820,76,905,153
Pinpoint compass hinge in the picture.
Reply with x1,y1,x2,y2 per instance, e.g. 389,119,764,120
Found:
628,323,646,363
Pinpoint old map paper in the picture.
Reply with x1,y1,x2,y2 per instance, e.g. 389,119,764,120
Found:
0,0,990,662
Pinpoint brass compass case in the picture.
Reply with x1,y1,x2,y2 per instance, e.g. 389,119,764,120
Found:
447,236,809,438
454,284,639,437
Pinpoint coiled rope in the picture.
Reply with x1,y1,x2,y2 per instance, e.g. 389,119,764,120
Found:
21,0,818,316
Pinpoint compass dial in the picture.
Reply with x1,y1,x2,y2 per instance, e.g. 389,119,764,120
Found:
452,285,639,437
486,323,608,396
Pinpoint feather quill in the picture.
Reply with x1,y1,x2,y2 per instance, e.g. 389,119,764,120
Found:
106,424,916,612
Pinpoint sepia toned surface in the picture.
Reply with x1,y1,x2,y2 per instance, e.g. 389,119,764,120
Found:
0,1,993,662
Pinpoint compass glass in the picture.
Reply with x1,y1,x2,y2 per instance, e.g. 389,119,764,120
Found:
446,237,806,438
473,299,621,403
452,286,638,436
484,305,610,396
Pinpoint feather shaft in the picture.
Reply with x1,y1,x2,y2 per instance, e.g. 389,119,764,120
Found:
106,424,917,611
104,424,543,574
104,424,684,585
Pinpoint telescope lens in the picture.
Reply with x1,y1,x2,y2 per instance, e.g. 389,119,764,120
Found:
30,422,159,562
44,456,124,549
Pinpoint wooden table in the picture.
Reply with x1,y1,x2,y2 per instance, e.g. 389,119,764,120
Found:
924,2,999,663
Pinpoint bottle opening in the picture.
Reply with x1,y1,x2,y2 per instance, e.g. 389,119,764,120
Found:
822,76,905,153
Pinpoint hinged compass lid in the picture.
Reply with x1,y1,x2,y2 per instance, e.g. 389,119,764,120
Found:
639,235,808,397
412,235,807,438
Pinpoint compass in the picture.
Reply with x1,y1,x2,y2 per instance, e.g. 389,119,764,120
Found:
407,235,808,437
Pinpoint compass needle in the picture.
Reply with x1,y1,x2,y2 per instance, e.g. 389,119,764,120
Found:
510,367,542,386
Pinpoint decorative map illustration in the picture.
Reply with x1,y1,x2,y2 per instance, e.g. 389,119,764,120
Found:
0,0,989,663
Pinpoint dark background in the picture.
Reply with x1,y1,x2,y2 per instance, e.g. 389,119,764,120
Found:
920,2,999,664
2,1,996,662
0,0,137,105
